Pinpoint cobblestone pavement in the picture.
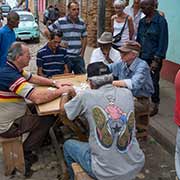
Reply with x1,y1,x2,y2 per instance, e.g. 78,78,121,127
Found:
0,29,177,180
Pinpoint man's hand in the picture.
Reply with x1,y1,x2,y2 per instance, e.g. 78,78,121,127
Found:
53,80,73,88
150,60,159,72
60,86,76,97
151,56,162,73
112,80,126,87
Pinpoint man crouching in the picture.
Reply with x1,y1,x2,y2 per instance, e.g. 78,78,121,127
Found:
63,62,145,180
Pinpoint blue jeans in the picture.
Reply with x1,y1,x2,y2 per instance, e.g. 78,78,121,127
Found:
67,56,86,74
63,139,96,180
175,127,180,180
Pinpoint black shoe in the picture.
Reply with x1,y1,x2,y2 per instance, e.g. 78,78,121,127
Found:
150,104,159,117
24,159,34,178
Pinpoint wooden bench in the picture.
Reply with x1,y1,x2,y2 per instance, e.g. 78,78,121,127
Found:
0,136,25,176
136,111,149,140
72,163,94,180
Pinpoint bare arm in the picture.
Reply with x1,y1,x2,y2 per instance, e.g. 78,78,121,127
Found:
44,27,51,40
111,15,116,33
128,16,134,40
37,67,45,77
28,85,76,104
29,74,54,86
80,36,87,57
64,64,70,74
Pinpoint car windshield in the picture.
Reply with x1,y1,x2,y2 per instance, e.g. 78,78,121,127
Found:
20,14,34,21
1,6,10,11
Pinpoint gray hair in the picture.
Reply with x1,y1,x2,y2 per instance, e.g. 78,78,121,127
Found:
88,74,114,89
113,0,126,7
7,42,25,61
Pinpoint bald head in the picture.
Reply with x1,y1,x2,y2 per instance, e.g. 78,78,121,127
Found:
140,0,155,15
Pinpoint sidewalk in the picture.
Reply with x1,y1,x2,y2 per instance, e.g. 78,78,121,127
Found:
149,79,176,155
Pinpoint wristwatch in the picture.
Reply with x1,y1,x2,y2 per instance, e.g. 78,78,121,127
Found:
52,80,57,87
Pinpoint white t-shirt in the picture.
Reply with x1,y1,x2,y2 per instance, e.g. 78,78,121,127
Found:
90,47,121,64
124,5,145,39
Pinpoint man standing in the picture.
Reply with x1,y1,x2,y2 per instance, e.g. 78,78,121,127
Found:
0,11,19,68
36,31,69,77
0,42,75,177
124,0,144,39
44,1,87,74
63,62,145,180
90,31,121,64
136,0,168,116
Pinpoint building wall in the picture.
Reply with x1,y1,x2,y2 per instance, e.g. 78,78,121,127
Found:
81,0,114,47
159,0,180,65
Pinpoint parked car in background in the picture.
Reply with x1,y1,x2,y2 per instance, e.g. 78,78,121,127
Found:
14,11,40,43
0,4,11,17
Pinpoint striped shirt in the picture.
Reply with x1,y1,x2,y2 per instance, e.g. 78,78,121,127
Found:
48,15,87,58
0,61,34,133
36,44,68,77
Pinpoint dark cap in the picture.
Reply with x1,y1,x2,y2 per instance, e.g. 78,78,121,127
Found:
87,62,111,78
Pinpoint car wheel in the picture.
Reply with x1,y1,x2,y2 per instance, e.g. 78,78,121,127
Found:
34,37,40,43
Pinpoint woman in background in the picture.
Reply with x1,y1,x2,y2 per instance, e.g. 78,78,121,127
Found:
111,0,134,49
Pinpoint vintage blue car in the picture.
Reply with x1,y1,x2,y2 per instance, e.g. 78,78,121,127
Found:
14,11,40,43
0,4,11,17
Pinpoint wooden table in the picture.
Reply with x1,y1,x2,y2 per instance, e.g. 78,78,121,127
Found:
36,74,87,116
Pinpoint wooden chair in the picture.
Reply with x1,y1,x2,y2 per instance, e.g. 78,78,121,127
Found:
0,136,25,176
136,111,149,140
72,163,94,180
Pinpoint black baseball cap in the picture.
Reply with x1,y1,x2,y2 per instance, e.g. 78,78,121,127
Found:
87,62,111,78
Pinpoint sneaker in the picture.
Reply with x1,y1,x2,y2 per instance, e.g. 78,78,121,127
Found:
117,112,135,152
92,106,113,148
150,103,159,117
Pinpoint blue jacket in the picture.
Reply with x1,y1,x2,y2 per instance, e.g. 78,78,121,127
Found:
108,57,154,97
137,11,168,64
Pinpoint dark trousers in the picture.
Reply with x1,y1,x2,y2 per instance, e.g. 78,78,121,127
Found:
0,105,55,152
151,60,163,104
68,56,86,74
142,58,163,104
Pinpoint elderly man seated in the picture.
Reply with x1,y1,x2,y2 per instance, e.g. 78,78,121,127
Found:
0,42,75,177
90,32,121,64
108,40,154,117
63,62,145,180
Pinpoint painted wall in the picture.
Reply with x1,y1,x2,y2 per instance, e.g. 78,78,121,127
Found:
159,0,180,64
